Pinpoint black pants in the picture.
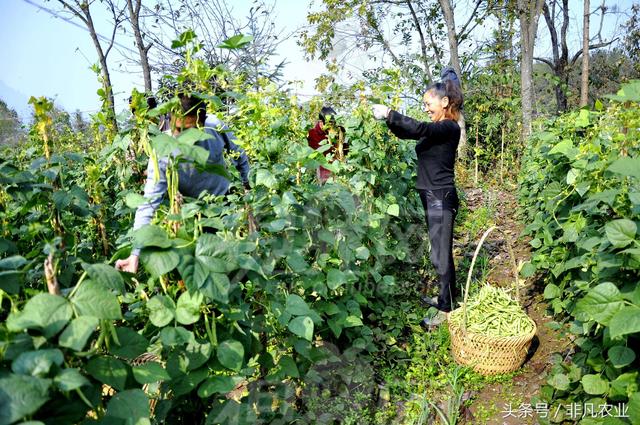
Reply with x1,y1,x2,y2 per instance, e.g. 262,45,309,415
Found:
419,188,459,312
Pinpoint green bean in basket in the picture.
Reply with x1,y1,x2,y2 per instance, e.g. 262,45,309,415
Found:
449,284,535,337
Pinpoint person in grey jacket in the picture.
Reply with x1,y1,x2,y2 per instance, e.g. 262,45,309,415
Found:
115,94,250,273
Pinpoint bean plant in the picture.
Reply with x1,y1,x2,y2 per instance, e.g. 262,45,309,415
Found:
519,80,640,424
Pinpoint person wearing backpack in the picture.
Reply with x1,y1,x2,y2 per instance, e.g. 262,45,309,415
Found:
372,74,464,327
115,94,250,273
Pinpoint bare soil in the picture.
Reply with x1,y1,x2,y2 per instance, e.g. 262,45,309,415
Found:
460,188,568,425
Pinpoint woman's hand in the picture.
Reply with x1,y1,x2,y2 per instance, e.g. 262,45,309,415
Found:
372,104,390,120
115,254,139,273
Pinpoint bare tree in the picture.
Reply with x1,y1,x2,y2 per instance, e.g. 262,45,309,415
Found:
537,0,615,112
301,0,495,84
580,0,590,107
125,0,152,92
518,0,545,141
136,0,289,88
56,0,125,132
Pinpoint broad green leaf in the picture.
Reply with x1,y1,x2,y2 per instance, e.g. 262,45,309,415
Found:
12,349,64,377
171,29,197,48
237,254,263,274
168,368,208,397
0,255,27,269
198,376,241,398
184,340,212,370
608,157,640,179
132,362,170,385
566,168,579,185
70,281,122,320
629,391,640,424
575,109,590,127
85,356,129,391
286,252,309,273
609,306,640,339
110,327,149,359
218,34,254,49
147,295,176,327
201,273,230,304
217,340,244,371
82,263,124,293
0,375,50,424
581,374,609,395
278,355,299,378
255,169,277,188
574,282,624,326
133,225,172,249
159,326,194,347
610,372,638,399
386,204,400,217
549,139,578,159
178,234,228,295
6,293,72,338
176,290,203,325
606,80,640,102
178,128,212,145
288,316,314,341
105,389,150,424
608,346,636,368
355,246,370,260
343,316,363,327
285,294,311,316
58,316,99,351
54,368,89,391
267,218,286,232
543,284,561,299
327,268,346,290
605,219,637,248
548,373,570,391
0,270,21,294
140,249,180,278
125,193,147,209
520,261,536,277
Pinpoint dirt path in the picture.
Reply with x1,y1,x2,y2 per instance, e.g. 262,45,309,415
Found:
461,188,567,425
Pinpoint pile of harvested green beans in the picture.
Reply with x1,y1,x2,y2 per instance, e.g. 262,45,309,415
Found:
449,284,535,337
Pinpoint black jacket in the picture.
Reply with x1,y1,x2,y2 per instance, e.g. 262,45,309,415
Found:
387,110,460,190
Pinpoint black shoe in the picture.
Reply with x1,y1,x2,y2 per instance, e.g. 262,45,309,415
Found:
421,296,438,308
421,296,452,313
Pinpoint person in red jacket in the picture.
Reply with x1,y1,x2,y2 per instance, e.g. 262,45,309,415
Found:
307,106,346,183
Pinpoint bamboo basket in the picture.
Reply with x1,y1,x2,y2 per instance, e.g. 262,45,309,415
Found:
448,226,537,375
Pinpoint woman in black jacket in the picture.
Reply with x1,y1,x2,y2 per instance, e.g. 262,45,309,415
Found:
372,79,464,325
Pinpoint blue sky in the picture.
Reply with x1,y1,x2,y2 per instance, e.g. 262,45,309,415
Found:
0,0,326,119
0,0,636,120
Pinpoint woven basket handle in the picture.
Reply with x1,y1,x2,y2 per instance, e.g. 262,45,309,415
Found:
461,226,522,333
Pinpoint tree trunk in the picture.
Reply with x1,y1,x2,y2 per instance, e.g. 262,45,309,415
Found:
518,0,545,142
437,0,467,159
57,0,120,133
580,0,590,107
438,0,462,78
84,8,118,133
127,0,152,92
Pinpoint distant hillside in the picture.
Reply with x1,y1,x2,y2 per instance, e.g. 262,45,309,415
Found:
0,80,31,122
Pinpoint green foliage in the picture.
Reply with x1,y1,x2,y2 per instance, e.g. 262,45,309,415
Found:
519,80,640,423
0,98,24,146
0,28,439,423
